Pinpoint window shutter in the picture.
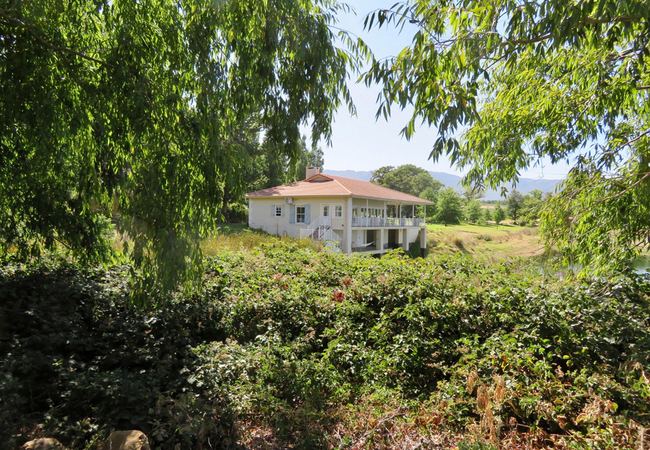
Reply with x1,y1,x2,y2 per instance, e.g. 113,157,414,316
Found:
305,204,311,224
281,206,285,217
289,205,295,223
270,205,275,216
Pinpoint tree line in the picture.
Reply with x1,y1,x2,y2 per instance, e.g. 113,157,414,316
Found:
370,165,548,227
221,133,324,223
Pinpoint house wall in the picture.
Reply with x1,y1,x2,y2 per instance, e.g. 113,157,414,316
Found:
248,197,348,239
352,230,366,246
405,227,421,244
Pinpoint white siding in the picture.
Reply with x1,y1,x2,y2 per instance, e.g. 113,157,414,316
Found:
248,196,349,239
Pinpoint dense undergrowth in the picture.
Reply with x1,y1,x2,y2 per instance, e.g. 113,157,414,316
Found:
1,242,649,449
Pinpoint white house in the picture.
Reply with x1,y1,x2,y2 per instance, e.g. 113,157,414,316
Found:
246,167,434,255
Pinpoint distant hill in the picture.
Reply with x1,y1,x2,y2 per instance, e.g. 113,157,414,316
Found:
322,169,561,201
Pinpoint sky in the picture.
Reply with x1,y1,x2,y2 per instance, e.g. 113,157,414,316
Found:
311,0,573,181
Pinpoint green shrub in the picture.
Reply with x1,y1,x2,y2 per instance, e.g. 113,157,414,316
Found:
2,244,649,449
0,265,238,450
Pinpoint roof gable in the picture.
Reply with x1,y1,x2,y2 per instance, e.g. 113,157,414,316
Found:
304,173,334,182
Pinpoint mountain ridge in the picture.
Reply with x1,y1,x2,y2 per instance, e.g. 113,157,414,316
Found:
322,169,561,201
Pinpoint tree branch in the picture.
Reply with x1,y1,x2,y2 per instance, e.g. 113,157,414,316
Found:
570,170,650,224
503,33,552,46
504,15,642,47
0,8,114,69
621,129,650,148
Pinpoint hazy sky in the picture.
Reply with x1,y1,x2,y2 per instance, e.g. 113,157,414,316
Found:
314,0,573,180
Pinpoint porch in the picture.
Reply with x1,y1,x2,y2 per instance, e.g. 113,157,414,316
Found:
351,216,426,227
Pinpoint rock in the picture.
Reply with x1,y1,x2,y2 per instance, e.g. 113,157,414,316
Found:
103,430,150,450
21,438,66,450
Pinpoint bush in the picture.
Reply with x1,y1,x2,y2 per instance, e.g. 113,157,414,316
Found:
0,264,238,450
2,244,650,449
223,202,248,223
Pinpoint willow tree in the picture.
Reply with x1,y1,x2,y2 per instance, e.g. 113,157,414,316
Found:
0,0,360,297
364,0,650,273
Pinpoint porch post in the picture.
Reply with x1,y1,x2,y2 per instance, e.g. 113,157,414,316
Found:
344,197,353,254
420,226,427,255
247,199,252,228
366,198,369,226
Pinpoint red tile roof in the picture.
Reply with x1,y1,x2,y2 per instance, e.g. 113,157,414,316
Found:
245,174,434,205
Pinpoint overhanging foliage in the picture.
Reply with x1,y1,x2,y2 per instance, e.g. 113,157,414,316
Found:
0,0,362,297
363,0,650,273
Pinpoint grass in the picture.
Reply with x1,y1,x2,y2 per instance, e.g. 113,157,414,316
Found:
214,223,250,234
201,224,322,256
426,222,549,262
107,224,322,260
99,221,551,271
204,222,547,263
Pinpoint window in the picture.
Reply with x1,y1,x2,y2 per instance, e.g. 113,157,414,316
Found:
273,205,283,217
289,204,310,224
334,205,343,218
296,206,306,223
323,205,330,217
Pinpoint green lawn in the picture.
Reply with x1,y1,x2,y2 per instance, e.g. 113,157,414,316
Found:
214,223,249,234
427,222,524,237
205,222,547,262
426,222,547,261
202,224,321,256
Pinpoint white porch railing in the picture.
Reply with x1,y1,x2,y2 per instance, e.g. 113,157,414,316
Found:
319,228,342,242
300,215,329,237
300,215,341,244
351,216,426,227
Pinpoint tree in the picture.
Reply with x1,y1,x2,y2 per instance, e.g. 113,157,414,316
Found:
506,190,525,224
493,205,506,226
369,166,395,185
371,164,443,197
292,136,325,183
435,188,463,226
462,186,485,202
364,1,650,273
412,172,442,197
519,190,545,226
222,133,325,222
220,122,268,223
465,199,483,224
483,208,492,223
420,186,439,219
0,0,359,298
